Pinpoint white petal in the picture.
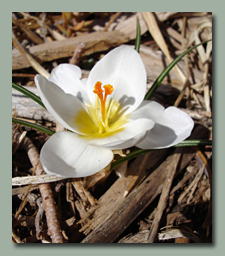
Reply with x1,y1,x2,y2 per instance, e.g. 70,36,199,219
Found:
35,75,90,134
95,131,148,150
86,45,147,114
89,118,154,150
135,101,194,149
49,64,89,104
40,131,114,178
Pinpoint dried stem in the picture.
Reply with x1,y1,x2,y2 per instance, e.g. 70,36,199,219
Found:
12,30,50,78
13,129,64,243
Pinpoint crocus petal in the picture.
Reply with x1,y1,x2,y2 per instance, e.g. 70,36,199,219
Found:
35,75,90,134
94,131,148,150
89,118,154,150
48,64,89,104
86,45,147,114
135,101,194,149
40,131,114,178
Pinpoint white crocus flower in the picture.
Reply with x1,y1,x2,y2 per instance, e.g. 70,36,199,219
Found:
35,45,194,178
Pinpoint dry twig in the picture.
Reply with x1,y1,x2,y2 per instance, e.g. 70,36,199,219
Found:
13,129,64,243
69,42,86,65
147,152,181,243
12,30,50,78
104,12,122,31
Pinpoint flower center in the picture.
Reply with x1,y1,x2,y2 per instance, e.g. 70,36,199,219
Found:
93,81,114,123
74,81,129,138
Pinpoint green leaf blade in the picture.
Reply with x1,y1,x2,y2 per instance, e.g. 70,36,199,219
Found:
111,139,212,170
12,82,46,109
144,39,212,100
12,118,55,136
134,17,141,53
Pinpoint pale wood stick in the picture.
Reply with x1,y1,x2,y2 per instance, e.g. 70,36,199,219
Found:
12,30,129,70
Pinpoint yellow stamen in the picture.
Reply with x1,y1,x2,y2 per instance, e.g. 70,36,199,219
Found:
93,81,114,123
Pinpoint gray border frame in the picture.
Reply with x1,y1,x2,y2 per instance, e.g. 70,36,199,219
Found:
5,2,222,255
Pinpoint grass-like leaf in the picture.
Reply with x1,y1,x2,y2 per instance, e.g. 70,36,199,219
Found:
12,82,46,109
12,118,55,136
174,139,212,147
144,39,212,100
111,139,212,170
134,17,141,53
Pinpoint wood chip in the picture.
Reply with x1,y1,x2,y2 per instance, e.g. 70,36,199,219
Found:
79,126,209,243
158,228,201,242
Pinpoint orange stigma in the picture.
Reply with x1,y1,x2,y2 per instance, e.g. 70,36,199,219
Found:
93,81,114,122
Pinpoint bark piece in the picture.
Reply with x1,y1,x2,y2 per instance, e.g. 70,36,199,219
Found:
12,31,129,70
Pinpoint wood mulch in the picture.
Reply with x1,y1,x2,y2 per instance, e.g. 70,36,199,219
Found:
12,12,212,243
